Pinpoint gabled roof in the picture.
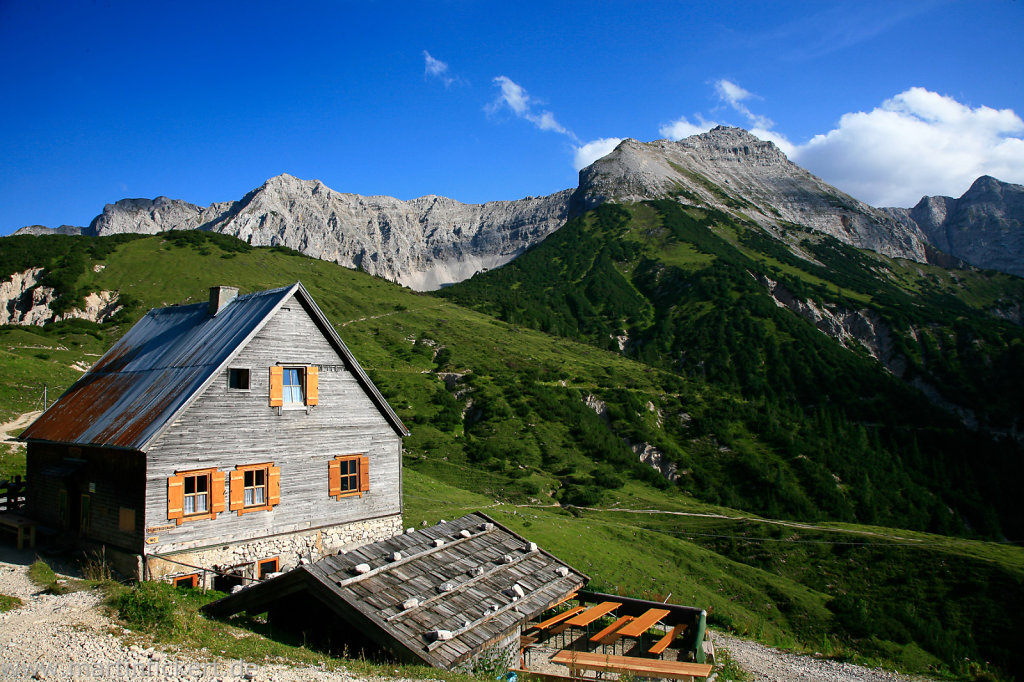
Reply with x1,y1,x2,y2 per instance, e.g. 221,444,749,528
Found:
203,512,588,670
21,282,407,450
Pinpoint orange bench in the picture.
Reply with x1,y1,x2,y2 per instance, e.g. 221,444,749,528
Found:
552,650,712,681
589,615,634,645
649,623,687,656
531,606,586,631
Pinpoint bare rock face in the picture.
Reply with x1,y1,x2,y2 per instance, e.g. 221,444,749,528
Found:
884,176,1024,277
63,175,571,291
196,175,573,291
0,269,122,325
572,127,930,262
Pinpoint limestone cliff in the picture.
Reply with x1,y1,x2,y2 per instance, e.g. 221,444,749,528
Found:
883,176,1024,277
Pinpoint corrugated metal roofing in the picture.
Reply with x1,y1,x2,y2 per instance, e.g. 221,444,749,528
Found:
21,282,408,450
204,512,588,670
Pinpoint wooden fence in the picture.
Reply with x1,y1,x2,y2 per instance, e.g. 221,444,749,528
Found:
0,476,26,513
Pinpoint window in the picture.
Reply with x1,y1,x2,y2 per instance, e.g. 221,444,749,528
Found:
228,368,250,390
173,574,199,588
184,473,209,515
258,557,280,579
229,463,280,514
269,366,318,407
167,468,225,525
328,455,370,499
119,507,135,532
282,368,304,403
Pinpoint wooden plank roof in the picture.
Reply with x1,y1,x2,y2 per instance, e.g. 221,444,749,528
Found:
204,512,588,669
20,282,407,450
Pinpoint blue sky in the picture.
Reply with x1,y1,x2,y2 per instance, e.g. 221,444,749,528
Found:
1,0,1022,234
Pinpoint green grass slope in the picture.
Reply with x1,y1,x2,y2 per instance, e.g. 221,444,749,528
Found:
1,230,1022,679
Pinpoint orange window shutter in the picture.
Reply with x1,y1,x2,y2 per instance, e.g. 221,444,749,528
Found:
359,455,370,492
328,458,341,499
167,475,184,524
211,471,226,515
269,366,283,406
229,470,245,511
306,366,319,405
268,466,281,506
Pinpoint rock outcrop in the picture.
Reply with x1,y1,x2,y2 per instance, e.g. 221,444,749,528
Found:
883,176,1024,277
0,269,122,325
572,127,930,262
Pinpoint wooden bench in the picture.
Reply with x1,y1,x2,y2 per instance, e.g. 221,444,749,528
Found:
552,650,713,681
589,615,634,646
0,514,36,550
649,623,687,656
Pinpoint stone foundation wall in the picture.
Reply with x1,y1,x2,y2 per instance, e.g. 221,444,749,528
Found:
454,629,520,675
146,513,402,586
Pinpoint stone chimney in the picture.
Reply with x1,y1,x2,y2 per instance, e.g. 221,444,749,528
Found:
209,286,239,316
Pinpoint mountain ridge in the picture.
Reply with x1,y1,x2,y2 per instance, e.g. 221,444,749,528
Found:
14,127,1022,287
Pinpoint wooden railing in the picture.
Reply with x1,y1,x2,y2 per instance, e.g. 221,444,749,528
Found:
0,476,26,513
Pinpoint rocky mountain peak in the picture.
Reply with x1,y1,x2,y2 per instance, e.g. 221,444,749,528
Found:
573,126,929,262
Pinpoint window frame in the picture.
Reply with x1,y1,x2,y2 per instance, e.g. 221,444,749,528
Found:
173,574,200,588
168,467,225,525
227,367,251,391
328,454,370,500
229,463,280,515
269,365,319,408
258,557,280,579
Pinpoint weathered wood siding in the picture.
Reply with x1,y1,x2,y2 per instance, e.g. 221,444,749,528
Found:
143,293,402,555
26,442,146,552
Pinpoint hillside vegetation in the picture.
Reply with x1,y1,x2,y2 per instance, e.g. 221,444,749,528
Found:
1,228,1022,680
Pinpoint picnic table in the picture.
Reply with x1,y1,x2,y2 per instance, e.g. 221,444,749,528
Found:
552,650,713,681
564,601,621,628
0,514,36,550
616,607,671,638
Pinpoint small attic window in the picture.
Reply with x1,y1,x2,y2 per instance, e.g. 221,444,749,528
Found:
228,368,250,390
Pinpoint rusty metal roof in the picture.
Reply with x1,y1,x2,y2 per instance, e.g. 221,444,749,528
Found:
21,282,407,451
203,512,588,670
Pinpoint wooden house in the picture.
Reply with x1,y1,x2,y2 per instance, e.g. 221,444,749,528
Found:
203,512,589,671
20,283,408,586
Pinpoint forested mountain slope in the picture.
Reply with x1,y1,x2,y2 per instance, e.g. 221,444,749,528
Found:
440,201,1024,539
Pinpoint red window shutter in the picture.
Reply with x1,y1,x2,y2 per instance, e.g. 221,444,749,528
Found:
167,475,184,524
306,366,319,405
359,455,370,492
229,470,244,511
269,366,283,406
267,466,281,506
328,458,341,499
211,471,226,515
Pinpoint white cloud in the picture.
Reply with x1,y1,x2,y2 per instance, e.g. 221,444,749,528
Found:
489,76,578,141
715,79,774,131
423,51,457,87
790,87,1024,206
659,115,718,141
574,138,624,170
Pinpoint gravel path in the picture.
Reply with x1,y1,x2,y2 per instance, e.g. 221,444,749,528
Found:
0,560,424,681
0,557,937,682
711,632,933,682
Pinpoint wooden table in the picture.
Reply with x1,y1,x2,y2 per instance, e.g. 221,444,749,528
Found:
0,514,36,550
564,601,620,628
552,650,713,681
616,607,671,638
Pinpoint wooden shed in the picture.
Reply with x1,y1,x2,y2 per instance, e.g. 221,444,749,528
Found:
203,512,588,671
